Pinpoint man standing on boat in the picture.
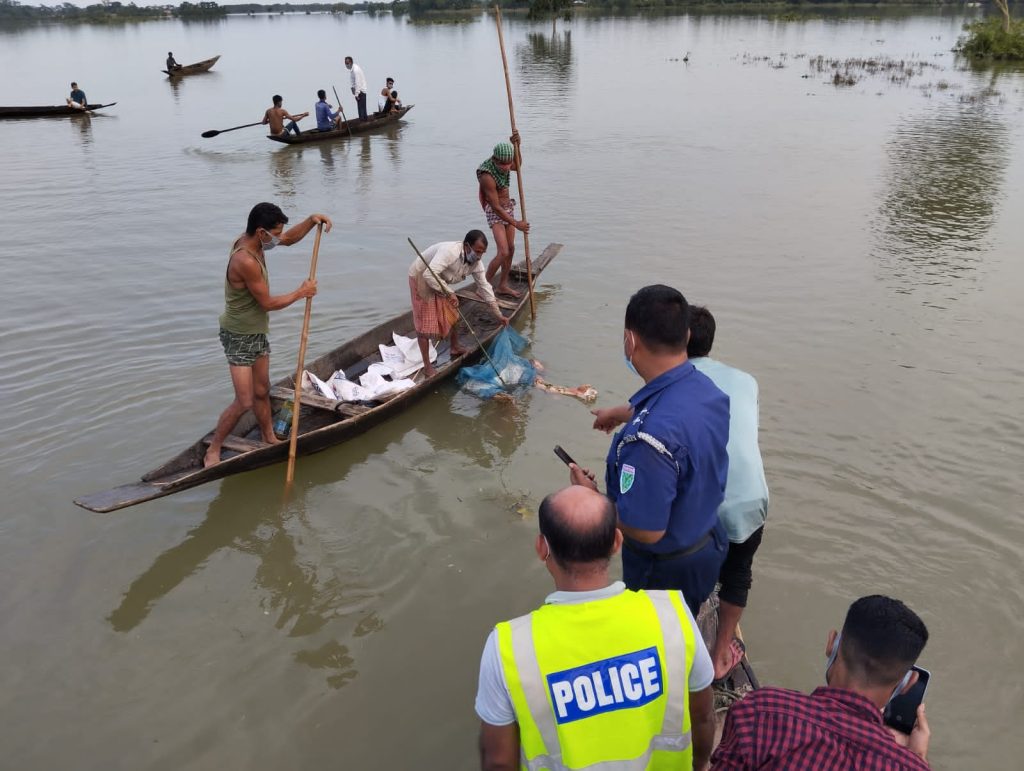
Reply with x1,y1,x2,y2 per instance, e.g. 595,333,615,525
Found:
408,230,508,379
204,203,332,469
478,135,530,299
66,82,87,109
573,285,730,617
263,95,307,137
345,56,368,121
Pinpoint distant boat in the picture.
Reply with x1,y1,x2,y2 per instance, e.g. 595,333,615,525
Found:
0,103,116,119
267,105,413,145
163,55,221,77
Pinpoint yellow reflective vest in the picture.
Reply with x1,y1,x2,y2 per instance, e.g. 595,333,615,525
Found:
495,588,696,770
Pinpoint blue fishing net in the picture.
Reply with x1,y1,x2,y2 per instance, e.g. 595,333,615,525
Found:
456,328,537,399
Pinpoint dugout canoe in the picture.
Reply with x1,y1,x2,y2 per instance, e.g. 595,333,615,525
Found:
0,103,116,119
74,244,561,513
163,55,220,77
267,104,413,144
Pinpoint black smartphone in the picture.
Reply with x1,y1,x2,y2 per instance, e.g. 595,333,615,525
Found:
883,666,930,734
553,445,577,467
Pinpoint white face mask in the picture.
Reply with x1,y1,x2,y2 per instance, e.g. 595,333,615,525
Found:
260,230,281,251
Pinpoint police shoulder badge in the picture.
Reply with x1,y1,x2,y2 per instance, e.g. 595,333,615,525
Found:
619,464,636,493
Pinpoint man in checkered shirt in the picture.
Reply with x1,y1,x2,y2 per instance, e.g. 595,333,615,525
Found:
712,595,931,770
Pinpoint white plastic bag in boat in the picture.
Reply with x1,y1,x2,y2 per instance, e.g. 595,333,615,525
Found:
359,367,416,398
377,333,436,379
302,370,337,400
335,379,374,402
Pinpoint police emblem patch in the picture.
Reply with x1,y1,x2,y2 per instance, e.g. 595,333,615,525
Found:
619,464,636,493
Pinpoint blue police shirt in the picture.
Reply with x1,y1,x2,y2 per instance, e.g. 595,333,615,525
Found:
605,361,730,554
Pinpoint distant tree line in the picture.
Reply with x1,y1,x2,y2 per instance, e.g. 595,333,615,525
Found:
0,0,228,22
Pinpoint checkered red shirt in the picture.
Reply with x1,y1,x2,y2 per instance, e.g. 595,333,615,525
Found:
711,686,930,770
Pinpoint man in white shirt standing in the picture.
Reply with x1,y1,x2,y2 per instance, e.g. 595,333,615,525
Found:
475,485,716,770
408,230,508,378
344,56,368,121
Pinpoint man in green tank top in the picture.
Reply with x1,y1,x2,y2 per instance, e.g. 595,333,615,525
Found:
205,202,333,469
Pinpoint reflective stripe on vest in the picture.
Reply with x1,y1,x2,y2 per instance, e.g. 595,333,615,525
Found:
497,590,695,770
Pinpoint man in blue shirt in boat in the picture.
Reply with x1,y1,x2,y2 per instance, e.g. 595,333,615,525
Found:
66,82,87,110
573,285,731,619
314,90,341,132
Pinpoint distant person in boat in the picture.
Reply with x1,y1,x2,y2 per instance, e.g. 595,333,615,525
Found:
408,230,508,379
478,135,530,299
381,90,401,115
166,52,182,72
573,285,730,618
711,595,931,770
262,95,307,137
345,56,368,121
314,89,341,132
378,77,395,112
204,203,333,469
475,485,717,771
66,82,87,109
590,305,770,681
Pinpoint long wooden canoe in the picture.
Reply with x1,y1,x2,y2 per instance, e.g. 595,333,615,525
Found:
0,103,116,119
163,55,221,77
75,244,561,513
268,104,413,144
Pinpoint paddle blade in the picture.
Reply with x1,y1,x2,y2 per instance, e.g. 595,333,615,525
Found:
201,129,219,138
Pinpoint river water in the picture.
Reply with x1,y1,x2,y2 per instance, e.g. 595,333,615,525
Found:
1,8,1022,768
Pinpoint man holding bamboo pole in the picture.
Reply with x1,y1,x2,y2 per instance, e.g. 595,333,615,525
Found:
204,203,332,469
478,135,530,299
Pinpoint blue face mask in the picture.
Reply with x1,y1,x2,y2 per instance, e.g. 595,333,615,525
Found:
624,332,638,375
260,230,281,251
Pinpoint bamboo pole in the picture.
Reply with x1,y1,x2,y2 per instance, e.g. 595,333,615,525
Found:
494,5,536,320
285,223,324,485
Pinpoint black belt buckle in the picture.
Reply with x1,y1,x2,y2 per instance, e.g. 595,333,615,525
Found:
625,529,713,561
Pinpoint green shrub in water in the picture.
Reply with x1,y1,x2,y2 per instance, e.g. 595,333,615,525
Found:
957,18,1024,60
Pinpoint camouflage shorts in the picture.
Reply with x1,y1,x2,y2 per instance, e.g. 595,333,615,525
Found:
219,328,270,366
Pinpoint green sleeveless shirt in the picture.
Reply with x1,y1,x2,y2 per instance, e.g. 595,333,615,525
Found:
218,242,269,335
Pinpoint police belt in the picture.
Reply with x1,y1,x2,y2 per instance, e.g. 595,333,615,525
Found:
623,528,713,561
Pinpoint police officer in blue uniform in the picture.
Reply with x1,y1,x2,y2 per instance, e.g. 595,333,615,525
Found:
574,285,730,616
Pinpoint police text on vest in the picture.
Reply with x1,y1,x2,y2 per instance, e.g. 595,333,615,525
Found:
545,646,664,724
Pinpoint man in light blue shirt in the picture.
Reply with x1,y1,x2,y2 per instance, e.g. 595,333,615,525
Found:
688,306,769,680
313,89,340,131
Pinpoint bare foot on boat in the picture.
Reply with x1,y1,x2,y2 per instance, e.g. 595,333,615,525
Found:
203,446,221,468
260,433,285,446
496,284,522,299
712,638,746,681
450,346,469,358
422,364,437,378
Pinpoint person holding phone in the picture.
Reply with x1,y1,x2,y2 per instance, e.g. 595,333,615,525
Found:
711,595,932,770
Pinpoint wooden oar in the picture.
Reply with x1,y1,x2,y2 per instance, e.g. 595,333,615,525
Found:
285,223,324,485
407,238,507,387
331,86,354,138
201,121,262,139
494,5,536,320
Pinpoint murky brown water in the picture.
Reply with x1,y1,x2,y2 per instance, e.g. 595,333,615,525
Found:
1,9,1022,768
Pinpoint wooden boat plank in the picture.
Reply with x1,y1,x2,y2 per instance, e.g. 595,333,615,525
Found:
201,433,270,454
74,244,563,512
454,289,519,311
267,105,413,145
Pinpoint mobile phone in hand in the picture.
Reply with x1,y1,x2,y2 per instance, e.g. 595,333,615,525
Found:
553,445,577,467
883,666,930,734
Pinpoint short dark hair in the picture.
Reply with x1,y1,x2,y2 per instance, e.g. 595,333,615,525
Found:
464,229,488,249
625,285,690,354
168,51,173,55
345,56,354,64
71,82,77,87
317,89,326,100
246,202,288,236
272,94,283,105
687,306,716,358
391,90,398,98
538,492,617,572
840,596,929,687
386,77,394,83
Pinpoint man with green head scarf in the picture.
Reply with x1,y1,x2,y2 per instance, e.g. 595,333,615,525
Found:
477,132,530,298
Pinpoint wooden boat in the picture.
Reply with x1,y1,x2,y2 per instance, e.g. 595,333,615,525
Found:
267,105,413,144
0,103,116,119
75,244,561,513
163,55,221,77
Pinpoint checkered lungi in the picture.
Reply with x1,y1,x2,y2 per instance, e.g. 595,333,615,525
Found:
483,198,516,228
409,276,453,339
219,328,270,366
